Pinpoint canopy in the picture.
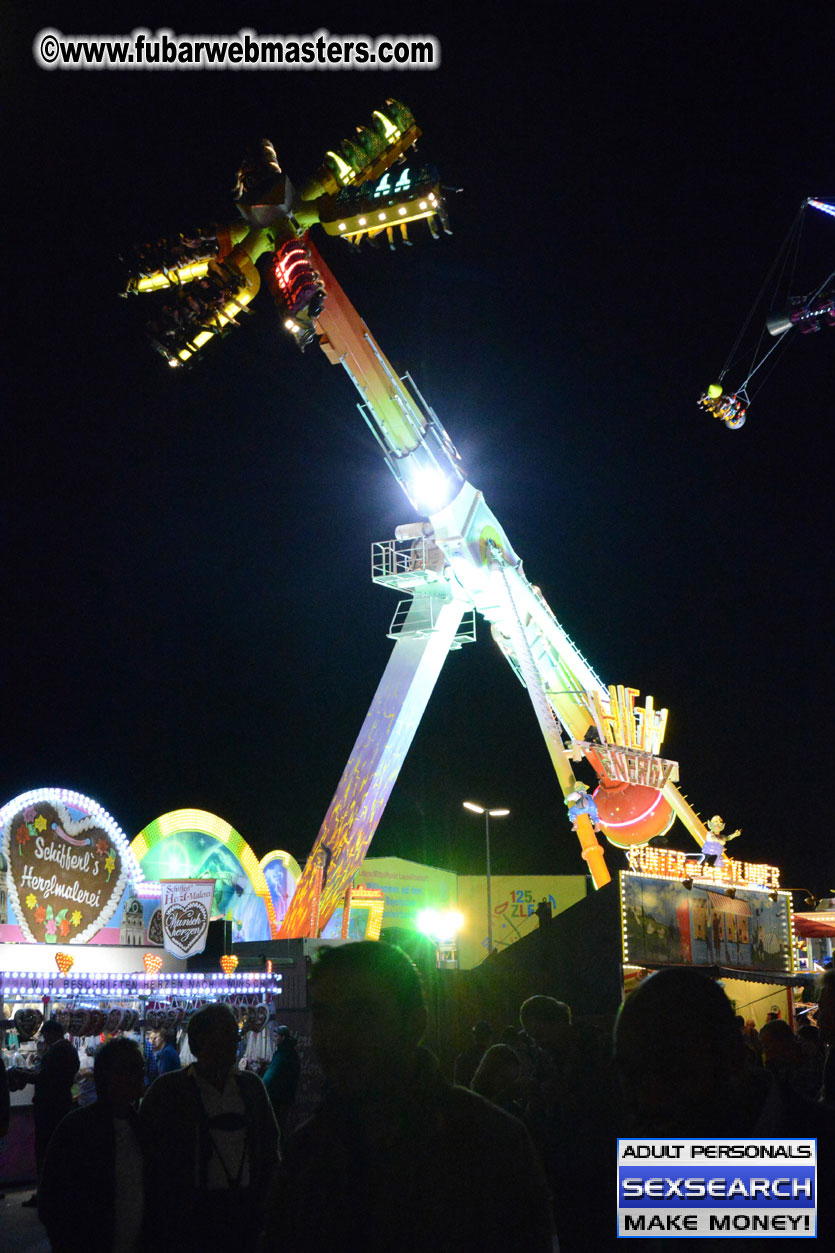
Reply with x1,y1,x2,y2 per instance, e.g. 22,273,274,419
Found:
793,911,835,938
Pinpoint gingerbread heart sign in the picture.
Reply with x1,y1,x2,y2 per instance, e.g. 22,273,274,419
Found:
160,879,215,959
2,796,128,944
13,1008,44,1041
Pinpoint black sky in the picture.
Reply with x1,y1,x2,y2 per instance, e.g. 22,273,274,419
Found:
4,3,834,900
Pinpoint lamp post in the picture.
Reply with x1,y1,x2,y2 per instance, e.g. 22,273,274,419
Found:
463,801,509,955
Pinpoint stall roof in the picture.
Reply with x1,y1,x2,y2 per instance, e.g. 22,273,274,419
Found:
638,962,803,986
793,911,835,938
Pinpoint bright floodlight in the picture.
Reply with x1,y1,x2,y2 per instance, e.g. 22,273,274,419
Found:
489,808,510,817
412,467,448,512
417,907,464,941
463,801,485,814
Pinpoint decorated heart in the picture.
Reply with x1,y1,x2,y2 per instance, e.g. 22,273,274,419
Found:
248,1003,269,1034
69,1009,92,1038
87,1010,106,1036
163,901,209,956
13,1008,44,1041
104,1008,124,1034
147,908,164,946
2,797,127,945
143,952,163,975
120,1009,138,1032
55,952,74,976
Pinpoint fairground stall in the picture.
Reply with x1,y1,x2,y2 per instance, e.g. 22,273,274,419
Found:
620,845,805,1027
0,788,284,1186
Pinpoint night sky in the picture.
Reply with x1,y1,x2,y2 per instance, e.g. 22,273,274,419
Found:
4,4,834,901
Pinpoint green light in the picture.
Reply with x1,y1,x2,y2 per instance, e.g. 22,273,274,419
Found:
417,907,463,941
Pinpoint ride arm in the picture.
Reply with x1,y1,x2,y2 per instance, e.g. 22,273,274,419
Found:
309,243,712,884
309,241,466,512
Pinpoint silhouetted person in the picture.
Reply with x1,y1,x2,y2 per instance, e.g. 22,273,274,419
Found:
519,996,618,1253
535,897,553,927
39,1037,148,1253
262,1025,301,1145
150,1028,181,1077
0,1051,8,1138
140,1003,278,1251
453,1020,492,1088
14,1018,79,1207
0,1046,9,1200
795,1022,826,1101
264,941,555,1252
470,1044,524,1116
759,1017,802,1089
818,967,835,1105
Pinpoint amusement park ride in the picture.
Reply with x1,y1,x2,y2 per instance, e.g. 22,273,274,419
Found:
699,197,834,429
123,102,781,939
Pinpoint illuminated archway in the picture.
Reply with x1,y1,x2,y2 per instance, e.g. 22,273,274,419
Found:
259,850,301,931
131,809,278,939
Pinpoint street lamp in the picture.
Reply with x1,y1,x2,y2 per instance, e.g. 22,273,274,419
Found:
463,801,510,955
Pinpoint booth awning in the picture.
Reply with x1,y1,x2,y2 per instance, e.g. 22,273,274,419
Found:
636,962,803,986
793,911,835,938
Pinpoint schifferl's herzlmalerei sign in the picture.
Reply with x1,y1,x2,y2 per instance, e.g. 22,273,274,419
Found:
2,797,128,943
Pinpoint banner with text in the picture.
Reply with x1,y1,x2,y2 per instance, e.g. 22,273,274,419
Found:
617,1138,816,1239
160,878,215,959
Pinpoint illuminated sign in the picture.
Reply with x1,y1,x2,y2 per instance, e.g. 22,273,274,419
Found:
617,1139,816,1238
571,685,679,787
625,846,780,889
1,789,133,945
582,685,669,754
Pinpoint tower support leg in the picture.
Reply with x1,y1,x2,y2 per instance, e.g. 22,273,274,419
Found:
280,595,466,937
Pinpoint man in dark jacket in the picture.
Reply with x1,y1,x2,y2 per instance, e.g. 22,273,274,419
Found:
264,942,556,1253
140,1003,278,1251
14,1018,79,1206
39,1037,148,1253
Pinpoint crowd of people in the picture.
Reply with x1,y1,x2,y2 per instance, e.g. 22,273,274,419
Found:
1,952,833,1252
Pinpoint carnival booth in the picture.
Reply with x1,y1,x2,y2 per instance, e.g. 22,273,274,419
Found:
619,845,806,1027
0,788,285,1186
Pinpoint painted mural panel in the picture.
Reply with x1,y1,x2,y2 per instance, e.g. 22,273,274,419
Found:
620,873,794,973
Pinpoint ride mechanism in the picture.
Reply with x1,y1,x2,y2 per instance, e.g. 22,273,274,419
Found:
124,101,738,939
699,197,834,429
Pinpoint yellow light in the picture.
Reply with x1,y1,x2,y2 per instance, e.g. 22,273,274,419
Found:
372,109,400,140
338,223,346,231
358,217,367,226
398,207,407,216
135,260,211,294
326,149,354,185
378,212,386,221
419,201,428,209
